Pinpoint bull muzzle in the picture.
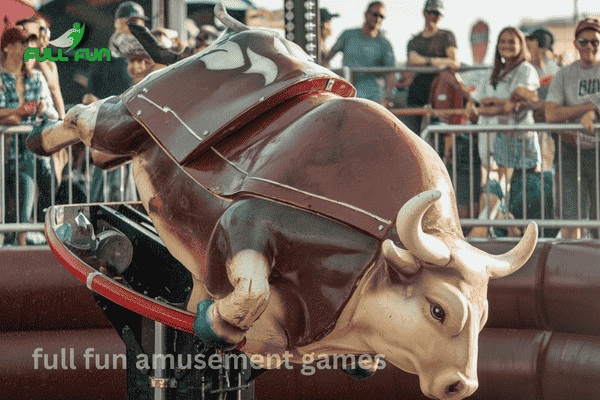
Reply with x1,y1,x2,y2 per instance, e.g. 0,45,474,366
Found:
387,190,538,278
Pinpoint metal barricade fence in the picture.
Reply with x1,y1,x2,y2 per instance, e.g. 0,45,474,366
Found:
0,125,137,244
335,65,600,238
421,123,600,237
2,119,598,241
337,64,492,83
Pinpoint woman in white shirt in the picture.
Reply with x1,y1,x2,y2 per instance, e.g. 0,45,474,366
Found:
466,27,542,237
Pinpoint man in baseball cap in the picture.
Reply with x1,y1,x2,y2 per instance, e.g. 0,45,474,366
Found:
528,28,554,52
319,8,339,67
575,17,600,37
545,17,600,239
115,1,149,23
526,28,559,85
423,0,444,16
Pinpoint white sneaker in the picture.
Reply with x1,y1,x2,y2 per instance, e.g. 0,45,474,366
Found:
25,231,47,245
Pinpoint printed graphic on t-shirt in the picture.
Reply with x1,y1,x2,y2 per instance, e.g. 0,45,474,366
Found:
578,78,600,97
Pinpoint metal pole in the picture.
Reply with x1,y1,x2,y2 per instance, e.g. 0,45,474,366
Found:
154,321,167,400
1,133,5,224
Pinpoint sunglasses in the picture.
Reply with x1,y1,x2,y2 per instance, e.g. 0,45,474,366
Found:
426,10,441,17
576,38,600,47
26,35,38,42
369,12,386,20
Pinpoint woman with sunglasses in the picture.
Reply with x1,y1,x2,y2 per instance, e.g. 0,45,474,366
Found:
546,18,600,239
16,17,65,120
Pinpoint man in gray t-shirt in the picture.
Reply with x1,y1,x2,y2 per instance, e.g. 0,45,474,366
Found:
545,17,600,239
323,1,396,104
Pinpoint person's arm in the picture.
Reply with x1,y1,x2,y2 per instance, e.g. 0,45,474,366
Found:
541,66,597,127
545,101,597,123
39,61,66,119
408,46,460,69
322,31,345,64
36,71,59,120
546,101,598,132
382,40,396,107
0,103,29,119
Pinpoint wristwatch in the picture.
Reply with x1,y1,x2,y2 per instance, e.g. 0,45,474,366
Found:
425,57,432,66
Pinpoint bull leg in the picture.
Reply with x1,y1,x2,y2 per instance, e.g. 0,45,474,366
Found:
194,250,270,348
27,98,107,156
91,149,133,170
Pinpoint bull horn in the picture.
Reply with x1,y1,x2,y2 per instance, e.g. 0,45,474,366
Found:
215,3,250,32
487,222,538,279
395,190,451,266
127,23,181,65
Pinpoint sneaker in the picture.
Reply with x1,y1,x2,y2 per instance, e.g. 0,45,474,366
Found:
25,231,47,245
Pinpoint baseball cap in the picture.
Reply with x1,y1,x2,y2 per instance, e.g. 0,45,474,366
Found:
320,8,340,23
1,26,35,51
115,1,149,21
528,29,554,51
575,17,600,37
110,31,149,59
424,0,444,15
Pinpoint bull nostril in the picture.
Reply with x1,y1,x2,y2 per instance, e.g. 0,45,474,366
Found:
445,381,463,395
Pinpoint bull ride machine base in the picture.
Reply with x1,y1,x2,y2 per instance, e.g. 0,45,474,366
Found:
48,203,256,400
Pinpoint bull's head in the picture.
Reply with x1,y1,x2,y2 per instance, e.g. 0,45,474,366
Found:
356,190,537,399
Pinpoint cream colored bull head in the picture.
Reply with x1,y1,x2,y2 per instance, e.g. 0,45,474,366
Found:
363,190,538,399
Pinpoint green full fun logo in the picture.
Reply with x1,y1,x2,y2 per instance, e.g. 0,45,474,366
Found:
24,22,110,62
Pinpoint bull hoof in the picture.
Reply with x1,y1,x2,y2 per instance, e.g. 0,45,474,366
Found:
341,365,375,380
194,300,243,350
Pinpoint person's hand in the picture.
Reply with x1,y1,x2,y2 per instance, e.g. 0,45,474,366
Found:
443,133,453,162
501,99,516,115
431,58,460,70
465,99,478,123
380,98,394,108
82,93,99,105
14,102,35,117
511,87,538,104
0,114,22,125
396,71,416,89
581,110,597,133
36,100,46,117
480,98,513,115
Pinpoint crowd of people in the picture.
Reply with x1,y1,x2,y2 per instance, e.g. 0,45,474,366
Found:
321,0,600,239
0,0,599,244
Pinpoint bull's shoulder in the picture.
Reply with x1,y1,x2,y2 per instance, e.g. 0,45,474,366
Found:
212,197,378,264
239,97,454,236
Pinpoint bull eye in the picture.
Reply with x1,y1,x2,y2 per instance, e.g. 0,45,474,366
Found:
430,303,446,323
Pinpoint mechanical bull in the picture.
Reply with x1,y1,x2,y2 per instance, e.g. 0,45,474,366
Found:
27,5,537,399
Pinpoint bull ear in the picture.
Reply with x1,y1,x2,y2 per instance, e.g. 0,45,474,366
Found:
382,239,420,275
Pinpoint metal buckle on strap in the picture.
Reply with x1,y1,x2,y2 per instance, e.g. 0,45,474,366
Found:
150,377,178,388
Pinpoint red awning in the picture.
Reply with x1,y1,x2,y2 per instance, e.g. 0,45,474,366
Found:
1,0,36,32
